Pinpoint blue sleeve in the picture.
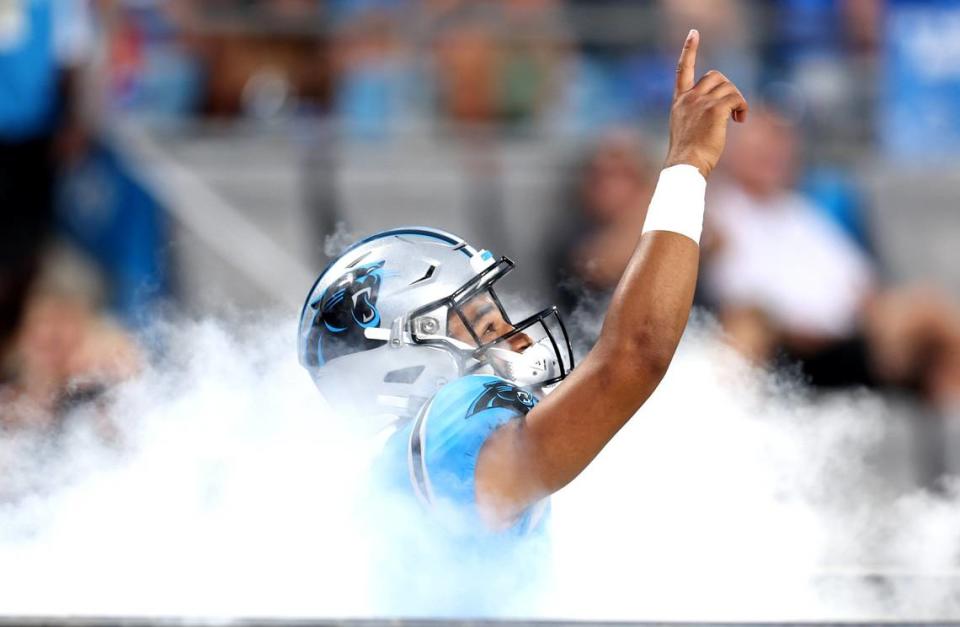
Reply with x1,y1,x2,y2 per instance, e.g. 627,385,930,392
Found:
408,375,542,531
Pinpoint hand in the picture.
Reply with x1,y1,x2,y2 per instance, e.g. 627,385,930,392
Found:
663,30,748,179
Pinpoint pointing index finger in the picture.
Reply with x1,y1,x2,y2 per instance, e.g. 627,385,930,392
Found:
674,29,699,98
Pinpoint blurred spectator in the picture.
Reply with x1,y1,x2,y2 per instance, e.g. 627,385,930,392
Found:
0,282,139,504
763,0,882,158
880,0,960,159
0,287,140,437
57,140,172,327
498,0,568,128
0,0,94,355
551,129,657,350
328,0,409,22
767,0,882,68
332,6,420,138
430,1,568,130
432,4,504,126
703,109,960,419
101,0,203,119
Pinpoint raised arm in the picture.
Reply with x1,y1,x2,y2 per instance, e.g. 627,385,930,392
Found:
475,30,749,528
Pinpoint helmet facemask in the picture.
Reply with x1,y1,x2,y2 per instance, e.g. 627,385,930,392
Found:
407,257,575,388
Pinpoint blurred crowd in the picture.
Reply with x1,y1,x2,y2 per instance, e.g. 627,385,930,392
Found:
4,0,960,501
10,0,925,152
557,113,960,410
89,0,888,151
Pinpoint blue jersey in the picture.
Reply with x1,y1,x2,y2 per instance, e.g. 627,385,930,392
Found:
0,0,93,140
0,1,56,139
369,374,551,615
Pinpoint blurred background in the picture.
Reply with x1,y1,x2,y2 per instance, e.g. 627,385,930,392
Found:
3,0,960,506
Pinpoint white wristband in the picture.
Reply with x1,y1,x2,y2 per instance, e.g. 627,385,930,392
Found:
641,164,707,244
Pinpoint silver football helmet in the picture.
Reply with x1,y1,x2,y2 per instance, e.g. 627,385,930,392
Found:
298,227,574,432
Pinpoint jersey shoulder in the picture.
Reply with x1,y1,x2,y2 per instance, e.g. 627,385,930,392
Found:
425,374,538,424
409,375,538,514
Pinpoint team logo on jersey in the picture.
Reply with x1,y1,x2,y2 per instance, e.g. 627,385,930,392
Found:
466,380,537,419
309,260,385,364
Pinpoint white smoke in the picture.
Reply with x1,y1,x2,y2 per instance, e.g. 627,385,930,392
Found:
548,316,960,621
0,317,376,618
1,312,959,620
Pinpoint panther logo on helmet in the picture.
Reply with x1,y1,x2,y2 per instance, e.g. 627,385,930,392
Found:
307,260,385,365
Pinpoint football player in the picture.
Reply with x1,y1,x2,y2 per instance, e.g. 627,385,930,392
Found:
298,30,747,602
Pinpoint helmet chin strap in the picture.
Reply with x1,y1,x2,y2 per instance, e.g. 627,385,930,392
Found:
486,341,559,387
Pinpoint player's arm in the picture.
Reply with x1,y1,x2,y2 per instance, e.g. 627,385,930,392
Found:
475,30,749,529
